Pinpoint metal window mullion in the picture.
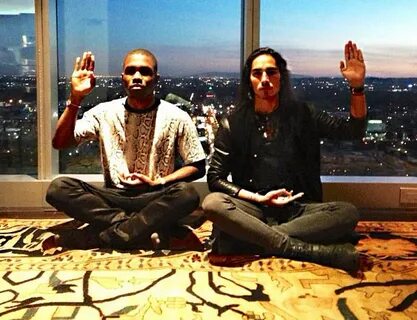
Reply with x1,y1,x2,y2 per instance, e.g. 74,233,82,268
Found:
241,0,260,68
35,0,58,180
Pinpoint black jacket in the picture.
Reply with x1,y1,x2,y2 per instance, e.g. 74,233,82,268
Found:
207,101,367,202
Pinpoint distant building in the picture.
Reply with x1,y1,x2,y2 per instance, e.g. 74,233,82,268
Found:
0,13,35,76
365,119,386,142
367,119,386,134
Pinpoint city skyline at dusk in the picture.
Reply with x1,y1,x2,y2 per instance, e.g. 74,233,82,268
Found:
1,0,417,176
59,0,417,77
1,0,417,78
0,0,417,77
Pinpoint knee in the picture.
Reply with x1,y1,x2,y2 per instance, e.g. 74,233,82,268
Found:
169,182,200,209
335,201,360,227
202,192,229,220
45,176,77,204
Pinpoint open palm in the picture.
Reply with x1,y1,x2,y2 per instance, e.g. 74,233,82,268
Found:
258,189,304,207
71,51,96,98
340,41,366,88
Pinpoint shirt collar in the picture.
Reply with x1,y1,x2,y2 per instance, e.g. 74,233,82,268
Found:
123,97,160,114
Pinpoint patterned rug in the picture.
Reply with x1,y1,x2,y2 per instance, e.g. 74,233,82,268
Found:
0,218,416,319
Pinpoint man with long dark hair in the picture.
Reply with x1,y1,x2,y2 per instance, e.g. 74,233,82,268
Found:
202,41,367,275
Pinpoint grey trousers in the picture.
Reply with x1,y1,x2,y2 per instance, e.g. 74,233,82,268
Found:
46,177,200,248
202,192,359,254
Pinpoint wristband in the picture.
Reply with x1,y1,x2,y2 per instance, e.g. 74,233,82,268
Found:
350,86,365,96
66,100,81,109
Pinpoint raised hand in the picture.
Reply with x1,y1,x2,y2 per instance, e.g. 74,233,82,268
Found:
70,51,96,101
340,41,366,88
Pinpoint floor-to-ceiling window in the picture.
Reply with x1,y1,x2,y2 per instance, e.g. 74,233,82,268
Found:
260,0,417,177
0,0,416,210
56,0,241,173
0,1,36,176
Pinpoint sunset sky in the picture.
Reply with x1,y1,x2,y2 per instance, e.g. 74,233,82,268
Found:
2,0,416,77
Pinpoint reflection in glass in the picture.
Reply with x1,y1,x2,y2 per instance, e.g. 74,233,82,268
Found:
0,4,37,175
260,0,417,176
57,0,240,174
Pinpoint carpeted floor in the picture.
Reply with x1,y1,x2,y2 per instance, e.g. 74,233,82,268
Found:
0,218,416,319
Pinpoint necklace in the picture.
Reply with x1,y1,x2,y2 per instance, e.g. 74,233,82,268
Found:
256,113,278,141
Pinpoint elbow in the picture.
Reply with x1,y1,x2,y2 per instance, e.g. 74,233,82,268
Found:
52,136,70,150
196,166,206,180
206,175,221,193
206,173,215,190
191,159,206,180
52,138,62,150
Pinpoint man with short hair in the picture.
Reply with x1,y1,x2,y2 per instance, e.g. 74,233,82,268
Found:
45,49,206,250
202,41,367,275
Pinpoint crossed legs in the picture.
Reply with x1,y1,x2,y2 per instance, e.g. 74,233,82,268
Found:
202,192,362,274
46,177,200,249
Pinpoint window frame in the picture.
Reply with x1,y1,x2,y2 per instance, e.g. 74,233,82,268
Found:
0,0,416,214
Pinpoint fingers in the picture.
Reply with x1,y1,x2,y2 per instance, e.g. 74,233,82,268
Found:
81,52,88,70
345,41,354,60
344,41,363,61
78,51,94,71
358,49,364,62
118,172,129,184
352,42,358,60
344,42,350,61
137,174,152,184
88,54,95,71
276,188,291,195
130,173,142,181
291,192,304,200
268,189,290,198
272,198,289,206
73,56,81,72
118,172,145,187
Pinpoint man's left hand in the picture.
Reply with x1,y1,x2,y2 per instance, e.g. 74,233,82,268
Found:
119,172,165,187
134,174,165,187
340,41,366,88
257,189,304,207
118,172,145,187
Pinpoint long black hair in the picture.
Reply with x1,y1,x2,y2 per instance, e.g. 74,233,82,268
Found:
238,47,296,110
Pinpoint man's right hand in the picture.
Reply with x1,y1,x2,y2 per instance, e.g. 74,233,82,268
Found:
70,51,96,104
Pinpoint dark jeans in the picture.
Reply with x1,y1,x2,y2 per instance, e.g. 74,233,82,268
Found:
202,192,359,254
46,177,200,248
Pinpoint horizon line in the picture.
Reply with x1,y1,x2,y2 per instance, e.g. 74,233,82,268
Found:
2,74,417,80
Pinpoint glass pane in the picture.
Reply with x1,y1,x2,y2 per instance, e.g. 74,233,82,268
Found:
0,2,36,175
57,0,240,173
260,0,417,176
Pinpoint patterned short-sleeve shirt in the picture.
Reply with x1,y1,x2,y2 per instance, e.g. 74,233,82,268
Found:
74,98,206,188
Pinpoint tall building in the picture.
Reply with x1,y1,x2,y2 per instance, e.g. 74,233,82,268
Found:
0,13,35,76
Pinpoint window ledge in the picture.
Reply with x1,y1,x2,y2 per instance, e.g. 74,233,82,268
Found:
1,175,416,210
322,176,417,184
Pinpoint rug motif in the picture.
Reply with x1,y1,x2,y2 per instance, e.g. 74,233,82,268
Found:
0,219,416,319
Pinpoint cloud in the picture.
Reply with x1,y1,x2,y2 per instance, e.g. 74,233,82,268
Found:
157,45,240,76
277,46,417,77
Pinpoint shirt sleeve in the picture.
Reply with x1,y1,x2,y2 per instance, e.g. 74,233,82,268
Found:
206,117,241,196
74,108,100,144
177,113,206,165
307,103,367,140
